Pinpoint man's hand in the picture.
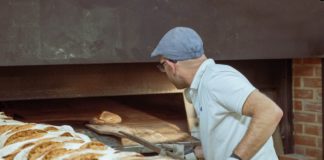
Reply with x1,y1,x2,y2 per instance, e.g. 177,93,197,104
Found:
194,145,204,159
233,90,283,160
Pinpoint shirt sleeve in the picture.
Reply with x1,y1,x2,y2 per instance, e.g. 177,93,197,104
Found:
208,70,256,114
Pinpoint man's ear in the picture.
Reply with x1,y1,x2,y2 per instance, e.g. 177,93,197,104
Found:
165,60,176,74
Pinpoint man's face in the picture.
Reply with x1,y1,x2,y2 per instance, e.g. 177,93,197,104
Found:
158,57,187,89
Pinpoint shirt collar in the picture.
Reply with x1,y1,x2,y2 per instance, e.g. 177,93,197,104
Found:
190,59,215,90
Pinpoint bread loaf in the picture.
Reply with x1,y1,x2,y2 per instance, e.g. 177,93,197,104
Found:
90,111,122,124
0,112,174,160
0,112,141,160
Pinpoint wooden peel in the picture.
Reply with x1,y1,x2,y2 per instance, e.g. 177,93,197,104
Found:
86,109,190,146
86,124,186,159
119,131,161,153
86,123,189,146
86,123,133,137
118,131,185,160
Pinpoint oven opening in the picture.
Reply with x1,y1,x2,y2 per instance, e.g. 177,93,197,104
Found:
1,93,198,154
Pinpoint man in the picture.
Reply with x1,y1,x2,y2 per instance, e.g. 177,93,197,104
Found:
150,27,283,160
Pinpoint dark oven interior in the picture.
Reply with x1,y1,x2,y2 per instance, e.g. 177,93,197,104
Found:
0,94,194,153
0,94,188,132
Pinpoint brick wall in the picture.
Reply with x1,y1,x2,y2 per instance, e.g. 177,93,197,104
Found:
291,58,322,160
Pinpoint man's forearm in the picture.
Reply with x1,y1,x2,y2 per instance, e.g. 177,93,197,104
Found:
234,111,281,159
234,91,283,160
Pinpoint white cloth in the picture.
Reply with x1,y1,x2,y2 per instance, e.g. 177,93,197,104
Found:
187,59,278,160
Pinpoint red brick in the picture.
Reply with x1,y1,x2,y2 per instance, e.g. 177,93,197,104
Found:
303,102,321,112
305,124,321,136
294,135,316,146
305,148,322,159
294,112,316,123
314,89,322,100
293,66,314,77
294,145,306,155
293,77,301,87
293,89,313,99
291,58,322,160
293,100,302,111
319,138,322,147
302,58,321,64
294,123,303,134
293,59,303,64
317,114,322,123
279,154,308,160
303,78,322,88
315,67,321,77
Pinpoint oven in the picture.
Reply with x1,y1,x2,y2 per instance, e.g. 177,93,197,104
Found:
0,60,292,158
0,63,201,158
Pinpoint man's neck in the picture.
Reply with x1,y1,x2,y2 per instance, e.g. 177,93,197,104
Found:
180,56,207,87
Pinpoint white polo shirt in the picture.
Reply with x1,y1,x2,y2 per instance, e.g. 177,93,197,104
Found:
187,59,278,160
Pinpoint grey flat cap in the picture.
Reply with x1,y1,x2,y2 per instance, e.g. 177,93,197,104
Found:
150,27,204,61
